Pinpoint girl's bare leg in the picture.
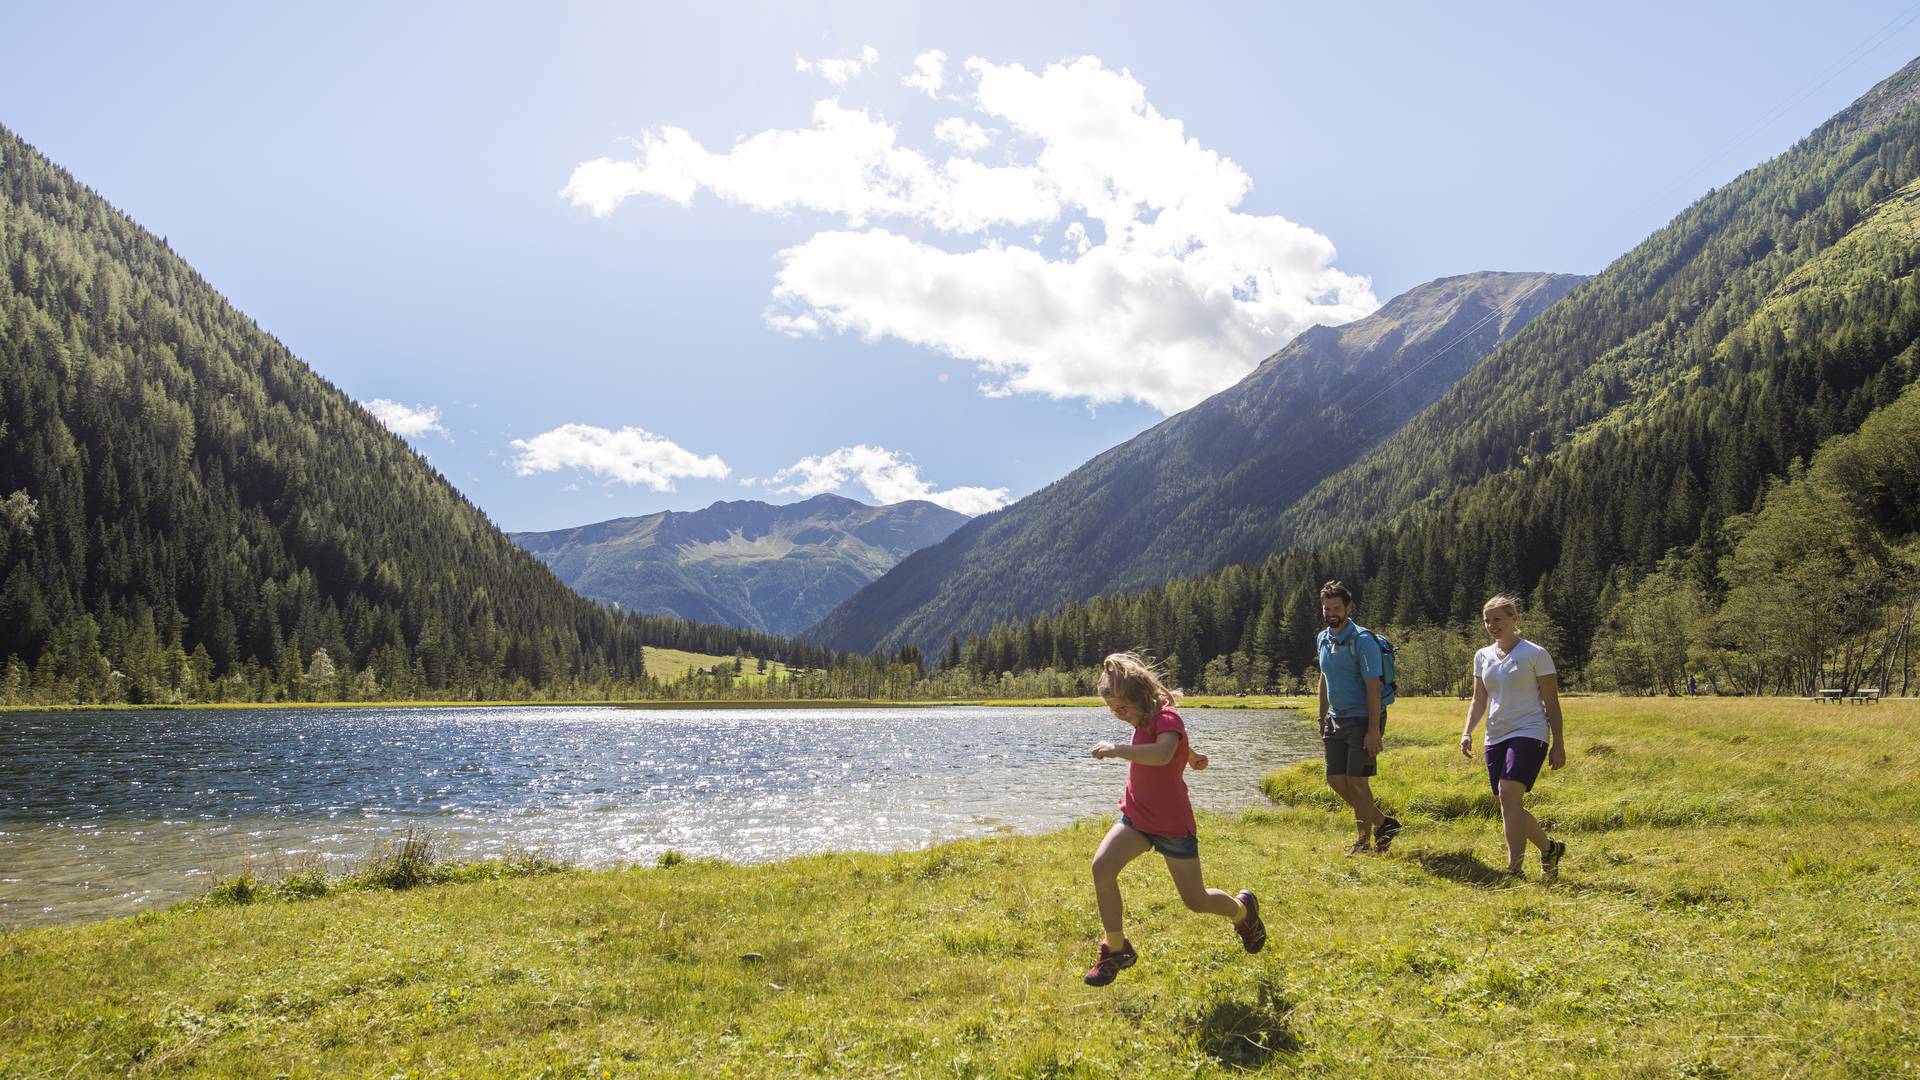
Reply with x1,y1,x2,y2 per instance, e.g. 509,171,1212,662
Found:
1164,855,1247,921
1091,823,1153,947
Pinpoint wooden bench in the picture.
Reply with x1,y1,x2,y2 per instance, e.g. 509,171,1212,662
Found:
1815,688,1844,704
1850,687,1882,704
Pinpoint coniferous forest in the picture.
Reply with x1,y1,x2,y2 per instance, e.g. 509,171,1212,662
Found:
927,59,1920,700
8,51,1920,707
0,126,841,705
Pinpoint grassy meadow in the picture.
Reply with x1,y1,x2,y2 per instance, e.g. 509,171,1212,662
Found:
639,646,790,684
2,696,1916,1077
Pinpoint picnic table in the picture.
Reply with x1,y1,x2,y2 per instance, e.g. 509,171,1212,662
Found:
1815,688,1844,703
1852,687,1882,704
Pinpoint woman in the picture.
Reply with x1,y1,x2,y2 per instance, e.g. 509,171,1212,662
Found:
1461,594,1567,879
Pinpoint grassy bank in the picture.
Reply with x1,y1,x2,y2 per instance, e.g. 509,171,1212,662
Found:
2,698,1916,1076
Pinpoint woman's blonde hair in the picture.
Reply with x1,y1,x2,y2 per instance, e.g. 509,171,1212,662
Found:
1483,593,1523,618
1097,652,1179,722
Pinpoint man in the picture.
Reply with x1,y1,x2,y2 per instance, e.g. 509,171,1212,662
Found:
1315,580,1402,855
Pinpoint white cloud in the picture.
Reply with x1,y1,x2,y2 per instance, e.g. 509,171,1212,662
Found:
769,445,1009,515
568,53,1377,414
563,100,1054,231
510,423,730,491
365,399,447,439
934,117,994,154
796,45,879,85
903,49,946,97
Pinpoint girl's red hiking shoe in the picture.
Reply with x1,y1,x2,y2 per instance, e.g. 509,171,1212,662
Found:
1083,940,1138,986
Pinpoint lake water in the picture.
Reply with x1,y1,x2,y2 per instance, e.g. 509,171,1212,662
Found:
0,704,1318,928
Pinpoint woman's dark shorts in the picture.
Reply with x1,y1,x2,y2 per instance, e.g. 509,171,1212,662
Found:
1485,736,1549,797
1120,815,1199,859
1323,715,1383,778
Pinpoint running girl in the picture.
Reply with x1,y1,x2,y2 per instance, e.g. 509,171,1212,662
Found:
1083,652,1266,986
1461,595,1568,879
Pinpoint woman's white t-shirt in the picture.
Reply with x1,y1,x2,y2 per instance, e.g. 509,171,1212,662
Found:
1474,638,1556,745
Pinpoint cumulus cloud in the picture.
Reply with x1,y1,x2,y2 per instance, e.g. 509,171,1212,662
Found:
796,45,879,85
769,445,1010,515
567,54,1377,413
934,117,994,154
510,423,730,491
365,399,447,439
563,99,1054,231
903,49,946,97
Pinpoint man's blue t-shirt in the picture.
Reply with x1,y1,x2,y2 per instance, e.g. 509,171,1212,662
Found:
1317,620,1382,721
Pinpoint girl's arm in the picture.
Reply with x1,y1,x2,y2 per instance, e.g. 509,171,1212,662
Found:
1460,676,1488,757
1540,671,1565,769
1189,746,1209,770
1092,731,1181,766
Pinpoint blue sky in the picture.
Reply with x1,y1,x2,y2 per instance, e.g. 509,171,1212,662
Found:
6,1,1919,530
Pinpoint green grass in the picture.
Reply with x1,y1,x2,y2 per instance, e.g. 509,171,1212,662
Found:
641,646,789,684
972,694,1311,709
2,697,1916,1076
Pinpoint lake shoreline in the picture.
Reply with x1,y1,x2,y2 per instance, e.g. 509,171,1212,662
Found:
0,695,1316,713
3,696,1912,1076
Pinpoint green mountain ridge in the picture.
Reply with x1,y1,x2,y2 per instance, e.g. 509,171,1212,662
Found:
807,270,1582,655
510,494,970,636
0,124,829,703
933,53,1920,689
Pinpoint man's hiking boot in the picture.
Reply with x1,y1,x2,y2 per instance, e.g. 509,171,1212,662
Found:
1233,891,1267,954
1541,839,1566,881
1374,814,1403,852
1083,940,1137,987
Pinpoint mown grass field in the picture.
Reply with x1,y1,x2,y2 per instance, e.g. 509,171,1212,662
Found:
641,646,789,684
2,697,1915,1076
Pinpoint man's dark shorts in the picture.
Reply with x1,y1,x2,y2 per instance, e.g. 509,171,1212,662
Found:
1322,713,1384,778
1120,815,1199,859
1485,736,1549,797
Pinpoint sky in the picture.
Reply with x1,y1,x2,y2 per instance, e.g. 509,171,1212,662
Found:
6,1,1920,531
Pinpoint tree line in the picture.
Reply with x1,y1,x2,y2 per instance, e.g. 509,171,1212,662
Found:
0,125,843,707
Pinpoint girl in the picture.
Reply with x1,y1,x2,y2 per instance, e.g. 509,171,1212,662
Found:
1083,653,1266,986
1461,595,1567,880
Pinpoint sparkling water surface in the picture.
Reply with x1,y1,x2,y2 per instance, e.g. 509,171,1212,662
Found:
0,704,1317,928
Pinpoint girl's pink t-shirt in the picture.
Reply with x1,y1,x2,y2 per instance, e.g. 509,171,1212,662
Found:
1117,705,1196,837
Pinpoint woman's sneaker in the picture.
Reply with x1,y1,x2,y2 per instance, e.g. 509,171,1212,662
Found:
1541,839,1566,881
1083,940,1137,987
1233,891,1267,954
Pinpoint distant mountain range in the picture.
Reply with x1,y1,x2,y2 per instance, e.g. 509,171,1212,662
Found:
909,53,1920,684
0,123,839,702
510,495,970,636
806,271,1583,655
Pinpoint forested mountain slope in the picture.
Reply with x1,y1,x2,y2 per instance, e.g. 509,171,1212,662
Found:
0,125,830,703
808,272,1580,655
511,494,968,635
936,56,1920,688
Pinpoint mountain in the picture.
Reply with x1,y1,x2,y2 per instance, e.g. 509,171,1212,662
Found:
936,54,1920,687
0,124,828,703
1231,52,1920,662
510,495,969,635
807,271,1583,655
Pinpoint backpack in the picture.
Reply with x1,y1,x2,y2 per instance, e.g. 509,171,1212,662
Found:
1347,625,1398,706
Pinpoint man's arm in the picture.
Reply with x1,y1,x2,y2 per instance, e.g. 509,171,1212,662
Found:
1363,677,1383,756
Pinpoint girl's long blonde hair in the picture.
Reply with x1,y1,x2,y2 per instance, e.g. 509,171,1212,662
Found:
1097,652,1179,724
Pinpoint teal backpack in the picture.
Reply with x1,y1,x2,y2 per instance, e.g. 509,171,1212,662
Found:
1346,625,1398,706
